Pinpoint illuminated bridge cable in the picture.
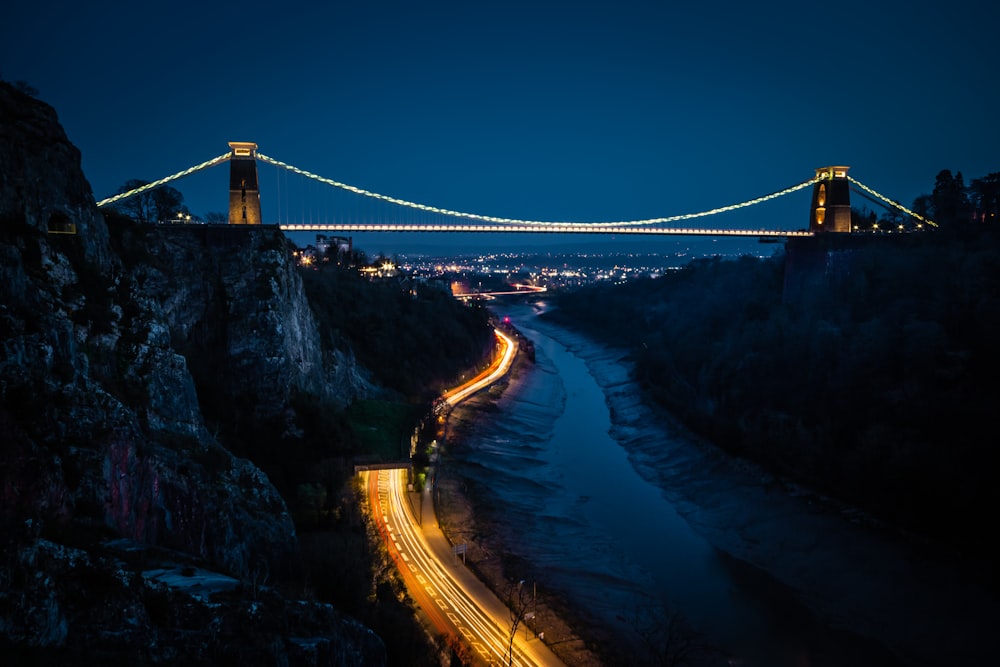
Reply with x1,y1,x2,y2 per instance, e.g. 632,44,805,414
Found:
257,152,820,228
95,153,232,208
847,176,938,228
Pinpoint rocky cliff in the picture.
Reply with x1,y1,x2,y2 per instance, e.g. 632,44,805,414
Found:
0,81,386,664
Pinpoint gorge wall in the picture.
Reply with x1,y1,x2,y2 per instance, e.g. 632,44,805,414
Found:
0,81,386,664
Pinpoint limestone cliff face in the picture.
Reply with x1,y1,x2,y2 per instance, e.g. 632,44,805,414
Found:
117,223,377,426
0,82,385,663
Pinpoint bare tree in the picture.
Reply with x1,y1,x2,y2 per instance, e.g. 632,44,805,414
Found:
504,579,533,666
113,179,155,223
631,601,715,667
13,80,39,97
112,180,188,223
151,185,186,221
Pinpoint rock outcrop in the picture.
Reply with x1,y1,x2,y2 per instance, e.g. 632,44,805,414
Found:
0,81,386,664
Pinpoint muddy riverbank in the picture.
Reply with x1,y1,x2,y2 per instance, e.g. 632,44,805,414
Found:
434,354,609,666
432,303,998,667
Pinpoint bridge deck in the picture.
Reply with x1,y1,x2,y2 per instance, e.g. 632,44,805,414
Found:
279,223,812,237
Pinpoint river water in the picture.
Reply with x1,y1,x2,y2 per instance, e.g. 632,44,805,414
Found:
442,301,997,666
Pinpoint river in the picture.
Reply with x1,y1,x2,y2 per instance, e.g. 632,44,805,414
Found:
439,300,997,666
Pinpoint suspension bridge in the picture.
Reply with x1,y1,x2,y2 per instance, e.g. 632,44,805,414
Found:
93,142,937,236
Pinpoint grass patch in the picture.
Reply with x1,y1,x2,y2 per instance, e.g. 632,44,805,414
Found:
346,399,423,461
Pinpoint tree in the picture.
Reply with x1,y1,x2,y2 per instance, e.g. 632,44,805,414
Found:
151,186,187,221
504,579,534,666
205,211,228,223
2,73,39,96
878,204,907,232
969,172,1000,224
912,193,934,223
851,206,877,231
931,169,972,226
630,603,714,667
13,80,39,97
113,179,155,223
112,180,188,223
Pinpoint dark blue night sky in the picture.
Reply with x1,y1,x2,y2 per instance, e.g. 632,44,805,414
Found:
3,0,997,253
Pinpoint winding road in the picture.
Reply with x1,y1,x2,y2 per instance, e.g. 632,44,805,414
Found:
365,328,564,666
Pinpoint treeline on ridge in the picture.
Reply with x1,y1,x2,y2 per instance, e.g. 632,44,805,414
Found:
544,225,1000,563
300,257,494,402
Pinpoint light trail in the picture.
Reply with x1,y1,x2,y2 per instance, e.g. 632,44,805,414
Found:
365,329,562,665
454,286,547,299
371,468,534,666
441,328,518,407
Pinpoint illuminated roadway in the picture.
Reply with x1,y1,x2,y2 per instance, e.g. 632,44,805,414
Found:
440,328,518,407
366,329,565,666
280,222,809,237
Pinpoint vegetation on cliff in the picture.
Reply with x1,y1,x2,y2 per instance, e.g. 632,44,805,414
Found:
545,225,1000,565
1,80,491,665
300,258,494,402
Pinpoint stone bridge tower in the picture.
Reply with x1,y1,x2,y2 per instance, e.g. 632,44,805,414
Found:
228,142,262,224
809,166,851,233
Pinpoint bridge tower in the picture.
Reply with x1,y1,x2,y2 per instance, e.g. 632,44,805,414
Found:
228,141,262,224
809,166,851,233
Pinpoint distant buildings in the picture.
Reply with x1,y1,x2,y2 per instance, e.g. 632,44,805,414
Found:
294,234,354,266
314,234,352,257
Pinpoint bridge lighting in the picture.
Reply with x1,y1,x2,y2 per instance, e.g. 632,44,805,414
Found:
102,147,935,235
256,151,820,229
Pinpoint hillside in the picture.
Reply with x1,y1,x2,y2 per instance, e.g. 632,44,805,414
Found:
545,232,1000,573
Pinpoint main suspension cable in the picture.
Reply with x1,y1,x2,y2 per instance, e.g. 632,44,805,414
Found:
257,152,819,228
95,153,232,208
847,176,938,227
